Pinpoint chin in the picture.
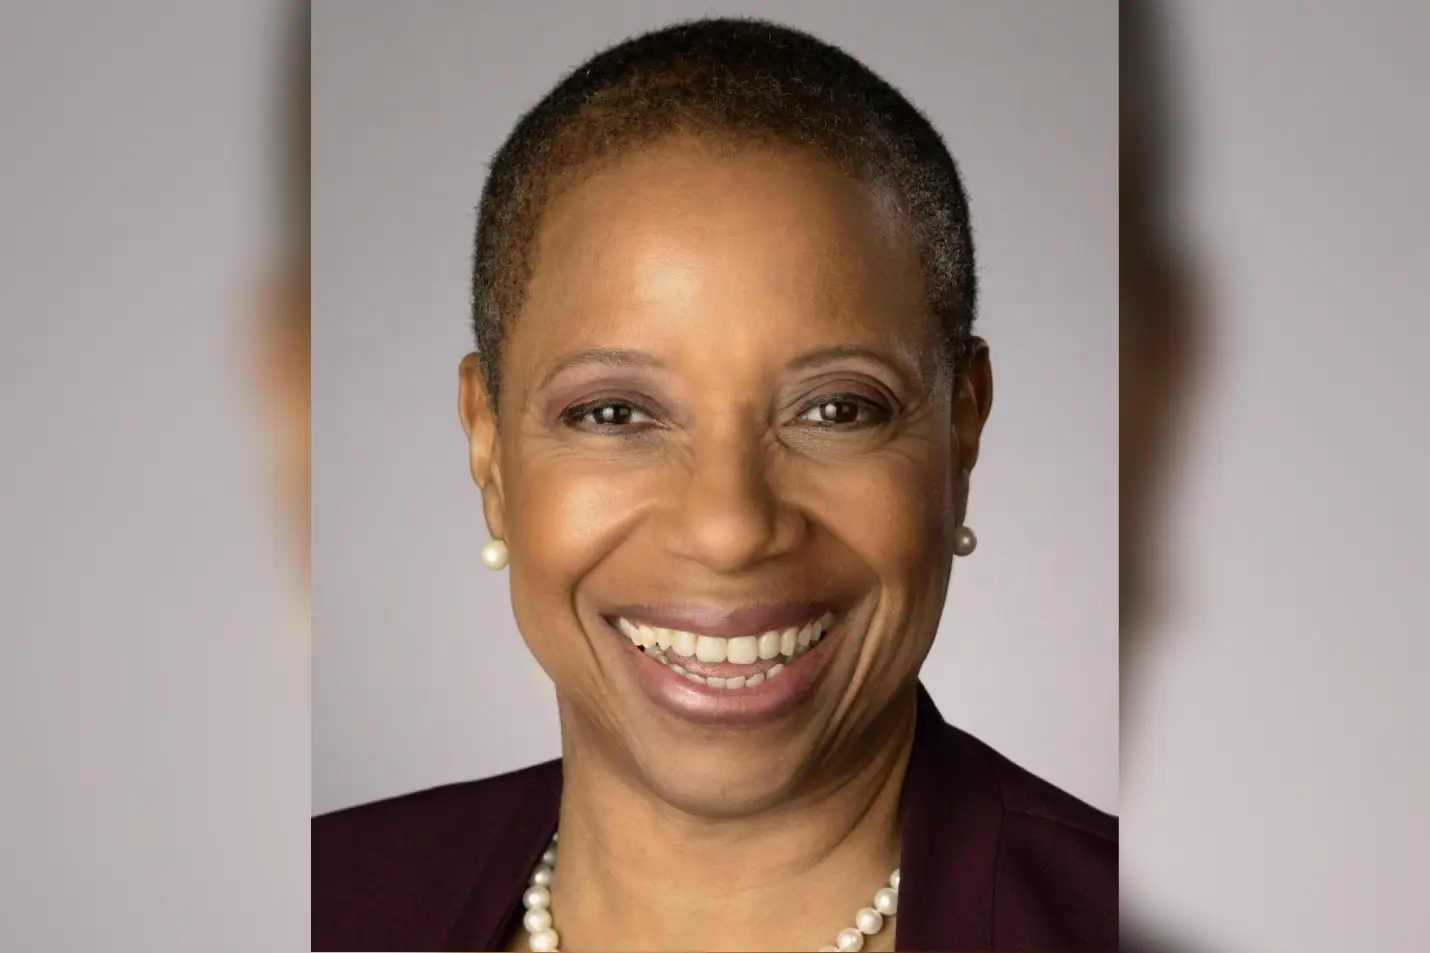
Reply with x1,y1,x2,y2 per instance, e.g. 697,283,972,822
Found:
627,741,810,819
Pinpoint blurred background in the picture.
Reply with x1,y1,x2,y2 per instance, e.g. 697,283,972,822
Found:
2,1,1428,951
1,2,310,951
1120,1,1430,951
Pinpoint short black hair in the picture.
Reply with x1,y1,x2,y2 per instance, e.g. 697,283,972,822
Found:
471,17,977,407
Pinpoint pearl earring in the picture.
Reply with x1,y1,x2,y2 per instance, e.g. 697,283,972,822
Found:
481,539,509,571
953,525,978,557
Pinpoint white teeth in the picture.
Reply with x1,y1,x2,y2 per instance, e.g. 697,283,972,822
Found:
726,635,758,665
757,631,782,660
694,635,727,663
615,613,838,683
779,627,798,657
671,629,696,658
639,651,791,688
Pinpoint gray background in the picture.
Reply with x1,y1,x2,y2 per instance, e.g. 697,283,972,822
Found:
6,1,1430,951
1122,3,1430,950
312,0,1119,815
2,3,310,951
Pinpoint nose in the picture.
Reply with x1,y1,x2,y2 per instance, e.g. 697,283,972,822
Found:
659,421,806,574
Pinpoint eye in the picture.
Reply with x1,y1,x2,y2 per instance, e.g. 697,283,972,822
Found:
563,399,655,430
796,396,891,427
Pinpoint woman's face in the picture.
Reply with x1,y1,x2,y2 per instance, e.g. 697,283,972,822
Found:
461,138,991,815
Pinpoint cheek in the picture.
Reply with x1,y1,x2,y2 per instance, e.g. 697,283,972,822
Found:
501,448,652,652
809,444,955,704
812,441,955,585
507,449,661,560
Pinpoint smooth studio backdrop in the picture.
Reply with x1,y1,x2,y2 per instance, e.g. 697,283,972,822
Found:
313,0,1118,814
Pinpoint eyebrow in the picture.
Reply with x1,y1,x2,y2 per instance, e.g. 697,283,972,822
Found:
538,343,922,391
537,347,667,390
786,344,922,388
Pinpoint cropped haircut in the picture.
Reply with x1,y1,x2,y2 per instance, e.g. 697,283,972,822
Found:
472,17,977,407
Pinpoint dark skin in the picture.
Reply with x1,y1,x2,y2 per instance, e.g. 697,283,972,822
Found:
460,137,991,951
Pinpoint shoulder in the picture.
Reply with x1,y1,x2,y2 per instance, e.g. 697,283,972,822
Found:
312,759,560,951
904,692,1117,951
966,729,1118,845
312,758,558,849
955,725,1118,944
917,696,1116,846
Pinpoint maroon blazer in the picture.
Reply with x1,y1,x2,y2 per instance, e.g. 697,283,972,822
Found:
313,685,1117,951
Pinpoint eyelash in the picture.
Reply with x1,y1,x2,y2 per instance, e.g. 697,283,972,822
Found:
793,394,893,428
561,394,894,432
561,399,659,432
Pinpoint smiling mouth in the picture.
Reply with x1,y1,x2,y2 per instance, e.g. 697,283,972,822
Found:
611,611,836,690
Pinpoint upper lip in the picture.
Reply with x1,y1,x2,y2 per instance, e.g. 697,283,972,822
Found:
604,602,837,637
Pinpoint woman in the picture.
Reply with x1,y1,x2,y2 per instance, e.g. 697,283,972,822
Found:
313,17,1116,952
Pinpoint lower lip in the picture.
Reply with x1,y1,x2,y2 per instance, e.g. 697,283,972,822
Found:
610,621,839,727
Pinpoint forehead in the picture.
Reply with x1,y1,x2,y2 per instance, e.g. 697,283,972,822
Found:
508,139,935,380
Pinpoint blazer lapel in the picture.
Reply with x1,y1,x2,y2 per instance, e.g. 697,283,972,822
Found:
404,761,562,951
895,684,1004,951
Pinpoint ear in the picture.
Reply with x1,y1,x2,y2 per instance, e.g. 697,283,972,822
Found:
458,353,506,542
951,337,993,524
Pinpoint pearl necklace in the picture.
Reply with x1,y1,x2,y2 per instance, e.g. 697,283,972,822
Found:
520,832,901,952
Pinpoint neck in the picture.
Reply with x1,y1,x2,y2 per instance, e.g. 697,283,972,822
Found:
546,690,916,952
